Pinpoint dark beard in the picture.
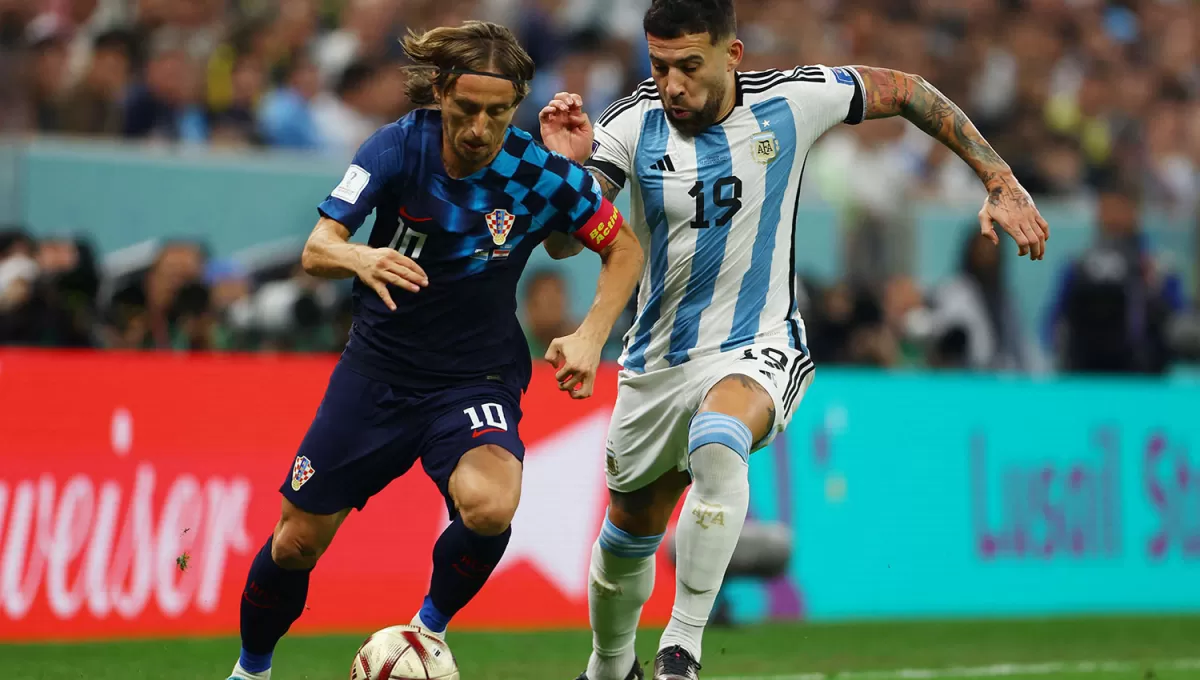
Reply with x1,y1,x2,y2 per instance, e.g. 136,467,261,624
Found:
664,84,727,136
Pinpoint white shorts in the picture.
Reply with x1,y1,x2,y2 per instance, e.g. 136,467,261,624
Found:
604,343,815,493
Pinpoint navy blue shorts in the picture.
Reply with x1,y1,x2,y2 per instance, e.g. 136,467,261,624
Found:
280,361,525,516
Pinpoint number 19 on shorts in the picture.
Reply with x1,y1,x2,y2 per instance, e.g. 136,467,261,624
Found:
464,403,508,433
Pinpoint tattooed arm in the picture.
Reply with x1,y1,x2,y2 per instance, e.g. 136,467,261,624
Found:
853,66,1050,260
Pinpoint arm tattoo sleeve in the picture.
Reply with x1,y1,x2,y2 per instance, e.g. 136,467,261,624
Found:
853,66,1017,197
589,168,623,203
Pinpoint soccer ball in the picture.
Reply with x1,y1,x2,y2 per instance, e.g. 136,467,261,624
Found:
349,625,459,680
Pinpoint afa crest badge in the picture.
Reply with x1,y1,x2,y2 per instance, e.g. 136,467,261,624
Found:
291,455,315,491
751,130,779,164
485,209,516,246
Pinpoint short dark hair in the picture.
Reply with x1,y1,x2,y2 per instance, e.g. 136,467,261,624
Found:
644,0,736,43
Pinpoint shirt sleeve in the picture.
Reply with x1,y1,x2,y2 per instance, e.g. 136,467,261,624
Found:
544,153,624,252
584,88,646,191
317,123,406,234
783,65,866,143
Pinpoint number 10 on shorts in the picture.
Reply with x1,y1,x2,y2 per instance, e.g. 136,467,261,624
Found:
464,403,508,433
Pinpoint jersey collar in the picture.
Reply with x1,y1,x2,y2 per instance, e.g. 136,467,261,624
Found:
713,72,745,126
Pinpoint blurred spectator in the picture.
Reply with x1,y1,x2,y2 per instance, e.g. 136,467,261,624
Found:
170,281,225,351
258,55,324,150
523,270,576,359
807,281,899,368
929,229,1028,372
26,14,71,133
248,264,340,352
118,240,208,348
312,60,387,158
123,39,207,142
881,275,927,368
0,234,98,347
0,228,34,260
59,28,134,136
208,52,267,148
1045,176,1187,375
314,0,398,85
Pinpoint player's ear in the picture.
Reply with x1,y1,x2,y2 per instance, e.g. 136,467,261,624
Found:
726,38,744,71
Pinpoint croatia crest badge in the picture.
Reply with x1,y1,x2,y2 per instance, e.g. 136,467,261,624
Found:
485,208,516,246
291,455,315,491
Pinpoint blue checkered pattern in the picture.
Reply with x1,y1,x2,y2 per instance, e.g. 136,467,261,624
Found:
312,109,609,390
474,130,603,233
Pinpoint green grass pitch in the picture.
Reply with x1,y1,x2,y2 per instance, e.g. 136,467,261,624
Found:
3,616,1198,680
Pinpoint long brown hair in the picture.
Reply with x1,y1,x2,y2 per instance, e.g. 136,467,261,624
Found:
401,21,535,107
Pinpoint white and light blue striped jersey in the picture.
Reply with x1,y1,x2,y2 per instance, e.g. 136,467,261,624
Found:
587,65,866,374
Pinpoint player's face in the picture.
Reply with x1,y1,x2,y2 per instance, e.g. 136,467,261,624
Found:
439,74,520,171
647,32,742,136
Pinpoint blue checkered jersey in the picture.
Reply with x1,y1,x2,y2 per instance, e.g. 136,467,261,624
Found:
318,108,622,389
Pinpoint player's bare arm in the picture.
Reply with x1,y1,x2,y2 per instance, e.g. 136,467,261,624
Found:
301,216,428,311
853,66,1050,260
546,220,643,399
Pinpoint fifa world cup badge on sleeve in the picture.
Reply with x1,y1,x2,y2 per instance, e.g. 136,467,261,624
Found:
485,209,516,246
291,455,315,491
752,130,779,164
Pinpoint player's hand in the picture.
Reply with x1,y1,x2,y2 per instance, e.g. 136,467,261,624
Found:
539,92,593,163
355,247,428,311
544,330,604,399
979,175,1050,261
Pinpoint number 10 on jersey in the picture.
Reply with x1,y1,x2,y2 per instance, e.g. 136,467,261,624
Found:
389,216,427,259
689,175,742,229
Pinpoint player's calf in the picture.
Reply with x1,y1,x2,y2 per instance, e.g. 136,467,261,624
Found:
270,500,349,569
415,445,522,637
580,471,687,680
658,380,769,667
233,500,350,679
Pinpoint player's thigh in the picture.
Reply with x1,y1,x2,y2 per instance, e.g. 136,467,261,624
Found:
271,496,352,570
699,345,815,450
420,384,525,535
605,367,698,496
282,362,421,517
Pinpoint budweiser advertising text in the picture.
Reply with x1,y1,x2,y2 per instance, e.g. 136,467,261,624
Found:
0,351,675,642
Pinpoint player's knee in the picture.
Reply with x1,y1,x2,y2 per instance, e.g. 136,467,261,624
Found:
458,495,518,536
688,412,753,466
271,523,326,570
700,375,774,443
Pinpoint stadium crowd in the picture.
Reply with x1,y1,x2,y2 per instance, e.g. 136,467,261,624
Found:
0,0,1198,373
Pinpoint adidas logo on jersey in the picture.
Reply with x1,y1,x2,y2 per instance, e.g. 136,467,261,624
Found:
650,155,675,172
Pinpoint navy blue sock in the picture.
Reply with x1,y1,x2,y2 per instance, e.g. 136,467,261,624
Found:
420,519,511,632
238,536,311,671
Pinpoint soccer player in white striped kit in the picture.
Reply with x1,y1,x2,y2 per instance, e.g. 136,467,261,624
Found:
539,1,1050,678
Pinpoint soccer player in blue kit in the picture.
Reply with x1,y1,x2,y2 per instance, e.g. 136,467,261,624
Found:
226,22,643,680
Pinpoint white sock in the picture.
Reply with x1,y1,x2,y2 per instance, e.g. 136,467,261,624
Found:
411,612,447,640
659,413,752,662
586,511,662,680
230,661,271,680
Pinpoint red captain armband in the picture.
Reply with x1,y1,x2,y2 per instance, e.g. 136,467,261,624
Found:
573,198,623,252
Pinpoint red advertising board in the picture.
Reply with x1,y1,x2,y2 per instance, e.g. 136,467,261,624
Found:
0,351,675,641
